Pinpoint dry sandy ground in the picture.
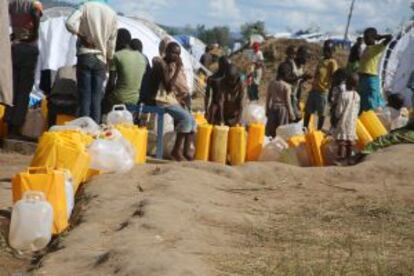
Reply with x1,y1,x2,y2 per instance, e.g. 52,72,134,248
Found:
0,145,414,276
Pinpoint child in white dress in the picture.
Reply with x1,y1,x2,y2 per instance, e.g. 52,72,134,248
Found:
335,73,360,163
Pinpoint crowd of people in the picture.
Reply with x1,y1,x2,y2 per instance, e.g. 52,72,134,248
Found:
0,0,412,164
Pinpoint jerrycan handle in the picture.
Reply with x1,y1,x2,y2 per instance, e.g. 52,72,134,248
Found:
112,104,127,111
27,167,50,174
22,191,47,202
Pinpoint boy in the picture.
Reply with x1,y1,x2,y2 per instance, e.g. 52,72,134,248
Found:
205,56,230,124
358,28,392,112
304,40,338,130
247,42,264,101
217,64,245,127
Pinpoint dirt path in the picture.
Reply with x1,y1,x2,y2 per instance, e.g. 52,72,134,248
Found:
8,145,407,276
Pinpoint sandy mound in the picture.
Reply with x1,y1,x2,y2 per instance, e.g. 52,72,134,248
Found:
0,145,406,275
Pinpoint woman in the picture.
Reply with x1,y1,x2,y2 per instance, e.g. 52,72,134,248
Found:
152,41,196,161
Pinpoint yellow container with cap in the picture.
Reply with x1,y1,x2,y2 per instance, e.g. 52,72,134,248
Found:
356,119,374,149
210,125,229,164
359,111,388,140
246,123,265,162
305,131,325,167
228,125,246,166
195,124,213,161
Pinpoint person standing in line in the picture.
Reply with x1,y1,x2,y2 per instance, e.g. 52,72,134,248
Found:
247,42,264,101
347,37,363,73
6,0,43,137
65,0,117,123
265,63,295,138
200,45,214,71
304,40,338,130
358,28,392,112
0,0,13,107
334,73,360,165
104,29,147,113
130,38,153,106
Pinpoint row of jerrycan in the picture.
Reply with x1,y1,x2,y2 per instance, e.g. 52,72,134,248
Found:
10,167,76,251
195,123,265,165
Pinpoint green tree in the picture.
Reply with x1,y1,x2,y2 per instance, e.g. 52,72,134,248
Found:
196,25,230,47
240,21,266,41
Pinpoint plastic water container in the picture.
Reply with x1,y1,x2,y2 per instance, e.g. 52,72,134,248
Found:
246,123,265,161
12,167,70,234
259,137,288,162
56,114,76,126
115,124,148,164
107,105,133,125
359,111,388,140
0,104,7,138
61,170,74,218
242,103,266,125
305,131,325,167
195,124,213,161
356,119,373,149
9,191,53,252
276,121,304,141
228,125,247,166
210,125,229,164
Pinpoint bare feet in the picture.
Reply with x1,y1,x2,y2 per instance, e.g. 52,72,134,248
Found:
171,151,185,162
184,152,194,161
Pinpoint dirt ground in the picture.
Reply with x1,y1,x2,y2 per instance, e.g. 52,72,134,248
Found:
0,144,413,276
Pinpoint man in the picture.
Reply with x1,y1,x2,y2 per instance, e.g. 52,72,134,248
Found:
358,27,392,112
65,0,117,123
0,0,13,107
104,29,147,113
6,0,43,137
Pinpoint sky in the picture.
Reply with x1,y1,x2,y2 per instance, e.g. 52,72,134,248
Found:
105,0,411,34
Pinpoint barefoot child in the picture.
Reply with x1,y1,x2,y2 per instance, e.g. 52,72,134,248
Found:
217,64,245,127
335,73,360,164
304,40,338,130
265,63,295,137
329,68,348,131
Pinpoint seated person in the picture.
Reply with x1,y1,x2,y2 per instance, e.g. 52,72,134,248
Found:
104,29,147,113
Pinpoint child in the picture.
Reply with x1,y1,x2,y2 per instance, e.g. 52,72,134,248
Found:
217,64,245,127
329,68,348,131
335,73,360,164
247,42,264,101
304,40,338,130
359,28,392,112
265,63,295,138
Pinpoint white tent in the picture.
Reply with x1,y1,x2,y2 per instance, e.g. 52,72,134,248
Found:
381,21,414,106
36,7,200,92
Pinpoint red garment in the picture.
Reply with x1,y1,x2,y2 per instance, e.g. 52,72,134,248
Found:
9,0,43,42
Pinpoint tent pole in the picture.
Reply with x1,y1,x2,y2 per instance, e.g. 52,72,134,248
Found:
344,0,356,41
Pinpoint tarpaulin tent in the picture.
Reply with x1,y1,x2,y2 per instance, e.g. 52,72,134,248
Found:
36,7,203,93
174,34,206,63
381,21,414,107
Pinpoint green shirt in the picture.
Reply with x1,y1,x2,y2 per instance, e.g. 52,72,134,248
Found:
110,49,147,104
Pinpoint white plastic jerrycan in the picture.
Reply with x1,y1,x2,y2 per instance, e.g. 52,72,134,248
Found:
107,104,134,125
61,169,74,218
9,191,53,252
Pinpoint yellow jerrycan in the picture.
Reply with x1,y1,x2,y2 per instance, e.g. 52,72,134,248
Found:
305,131,325,167
12,167,69,235
31,132,91,191
246,123,265,161
287,135,306,148
228,125,246,166
115,124,148,164
210,125,229,164
193,112,208,126
56,114,76,126
308,114,317,131
0,105,7,139
359,111,388,140
195,124,213,161
356,119,374,149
